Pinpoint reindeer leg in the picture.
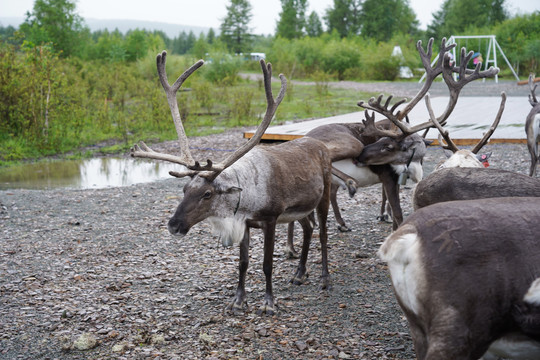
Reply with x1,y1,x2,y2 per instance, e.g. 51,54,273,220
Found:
290,217,313,285
378,168,402,230
317,181,332,291
257,221,277,316
285,222,299,259
377,184,392,223
227,227,250,315
331,183,351,232
528,137,538,177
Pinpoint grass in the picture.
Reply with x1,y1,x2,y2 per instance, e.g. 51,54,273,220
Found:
0,78,378,168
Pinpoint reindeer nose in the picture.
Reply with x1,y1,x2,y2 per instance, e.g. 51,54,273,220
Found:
167,218,189,236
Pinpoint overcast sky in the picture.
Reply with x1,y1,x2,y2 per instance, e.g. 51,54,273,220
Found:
1,0,539,35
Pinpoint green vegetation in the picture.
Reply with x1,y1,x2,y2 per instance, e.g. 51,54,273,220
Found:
0,0,538,167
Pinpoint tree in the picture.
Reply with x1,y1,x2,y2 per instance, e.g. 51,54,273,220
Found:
276,0,308,39
360,0,419,42
427,0,508,40
324,0,362,37
207,28,216,44
306,11,324,37
19,0,87,57
220,0,253,53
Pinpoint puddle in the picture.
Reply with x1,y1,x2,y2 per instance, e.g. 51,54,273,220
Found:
0,157,183,190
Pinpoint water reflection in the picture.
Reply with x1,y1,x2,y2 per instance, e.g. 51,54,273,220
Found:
0,158,183,190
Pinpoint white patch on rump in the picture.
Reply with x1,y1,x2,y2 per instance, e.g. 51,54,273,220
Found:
208,216,246,247
378,224,426,315
437,149,483,170
524,277,540,305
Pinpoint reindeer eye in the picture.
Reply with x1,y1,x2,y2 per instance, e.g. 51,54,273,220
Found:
202,190,212,199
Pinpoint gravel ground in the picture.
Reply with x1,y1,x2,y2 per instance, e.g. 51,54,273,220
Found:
1,119,536,359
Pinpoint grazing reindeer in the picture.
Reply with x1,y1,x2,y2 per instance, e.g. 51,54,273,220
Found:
526,73,540,177
378,196,540,359
413,93,540,209
132,52,333,315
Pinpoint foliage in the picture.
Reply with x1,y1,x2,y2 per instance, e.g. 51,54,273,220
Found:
276,0,308,39
427,0,508,40
324,0,362,37
494,12,540,75
220,0,253,53
306,11,324,37
202,52,243,84
321,38,361,80
360,0,419,42
19,0,88,57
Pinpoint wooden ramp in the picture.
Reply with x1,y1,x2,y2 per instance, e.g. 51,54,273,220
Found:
244,96,530,145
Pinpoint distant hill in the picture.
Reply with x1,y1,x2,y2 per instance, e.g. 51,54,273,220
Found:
0,17,211,38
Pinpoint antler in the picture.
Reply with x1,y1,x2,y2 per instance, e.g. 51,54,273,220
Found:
131,51,203,168
199,60,287,180
360,110,402,138
358,38,500,140
437,48,500,124
529,73,538,107
396,38,456,119
425,92,506,154
131,51,287,180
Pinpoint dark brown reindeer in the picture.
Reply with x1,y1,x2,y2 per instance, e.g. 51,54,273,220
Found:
526,73,540,177
379,196,540,360
132,52,333,315
297,38,462,235
353,39,499,218
412,93,540,209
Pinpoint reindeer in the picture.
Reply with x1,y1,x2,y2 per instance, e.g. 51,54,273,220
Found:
347,39,497,218
298,38,490,234
132,52,333,315
378,196,540,359
411,93,540,209
526,73,540,177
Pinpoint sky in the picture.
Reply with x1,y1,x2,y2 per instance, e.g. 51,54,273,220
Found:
1,0,539,35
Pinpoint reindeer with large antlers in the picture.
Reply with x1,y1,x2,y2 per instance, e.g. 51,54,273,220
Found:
526,73,540,177
344,38,499,228
132,52,334,315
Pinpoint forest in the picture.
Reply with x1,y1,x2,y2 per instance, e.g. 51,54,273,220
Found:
0,0,539,166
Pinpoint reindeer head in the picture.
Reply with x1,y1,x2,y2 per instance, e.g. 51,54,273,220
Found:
167,172,242,237
356,38,501,172
131,51,286,242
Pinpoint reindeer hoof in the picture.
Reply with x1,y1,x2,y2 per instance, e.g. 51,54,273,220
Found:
256,304,276,316
337,225,352,232
319,276,332,291
290,270,309,285
226,297,247,315
256,297,276,316
376,214,392,223
346,180,357,197
285,249,299,259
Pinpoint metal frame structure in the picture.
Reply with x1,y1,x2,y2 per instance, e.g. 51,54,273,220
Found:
419,35,520,83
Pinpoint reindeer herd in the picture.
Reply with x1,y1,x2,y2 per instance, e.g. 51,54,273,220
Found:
131,38,540,360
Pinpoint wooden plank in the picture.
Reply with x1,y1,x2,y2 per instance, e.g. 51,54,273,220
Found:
243,96,529,144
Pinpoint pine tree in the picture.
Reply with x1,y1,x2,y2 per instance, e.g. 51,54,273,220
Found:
324,0,362,37
276,0,308,39
306,11,324,37
220,0,253,53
